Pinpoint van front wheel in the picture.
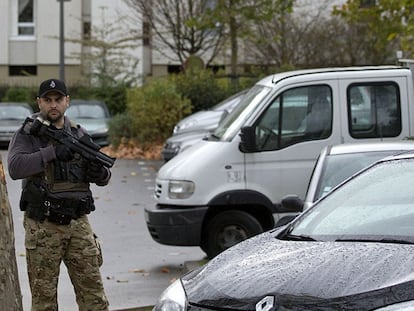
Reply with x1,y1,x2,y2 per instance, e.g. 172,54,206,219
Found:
202,210,263,259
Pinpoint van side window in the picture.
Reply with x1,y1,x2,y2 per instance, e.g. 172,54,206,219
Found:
348,83,401,138
254,85,332,151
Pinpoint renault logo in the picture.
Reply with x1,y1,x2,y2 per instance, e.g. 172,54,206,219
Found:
256,296,275,311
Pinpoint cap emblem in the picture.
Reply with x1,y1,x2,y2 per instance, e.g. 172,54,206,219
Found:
50,81,56,88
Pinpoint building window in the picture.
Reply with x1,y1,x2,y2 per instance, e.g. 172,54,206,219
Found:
143,21,151,46
83,21,91,40
18,0,35,36
9,66,37,76
167,65,182,74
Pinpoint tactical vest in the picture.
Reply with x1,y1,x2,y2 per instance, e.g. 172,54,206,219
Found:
23,115,91,199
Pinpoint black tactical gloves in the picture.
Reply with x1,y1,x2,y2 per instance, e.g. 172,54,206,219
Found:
55,144,74,162
86,162,108,182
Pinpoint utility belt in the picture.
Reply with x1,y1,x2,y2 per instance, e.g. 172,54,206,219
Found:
26,197,94,225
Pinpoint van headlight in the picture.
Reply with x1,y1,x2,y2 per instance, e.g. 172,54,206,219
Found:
168,180,195,199
153,279,187,311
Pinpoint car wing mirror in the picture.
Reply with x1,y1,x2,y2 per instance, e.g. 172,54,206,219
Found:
280,195,304,213
239,126,256,153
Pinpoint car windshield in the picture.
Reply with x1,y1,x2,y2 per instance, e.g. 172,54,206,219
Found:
314,150,405,201
211,91,244,112
212,86,271,141
0,105,32,120
288,158,414,243
66,103,107,119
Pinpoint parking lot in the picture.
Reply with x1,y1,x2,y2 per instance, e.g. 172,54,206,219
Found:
1,150,204,310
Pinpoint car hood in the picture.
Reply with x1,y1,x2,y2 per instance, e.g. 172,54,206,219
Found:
183,231,414,310
165,130,209,144
0,119,25,130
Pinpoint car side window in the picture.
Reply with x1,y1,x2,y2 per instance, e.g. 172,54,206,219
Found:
254,85,332,151
348,83,401,138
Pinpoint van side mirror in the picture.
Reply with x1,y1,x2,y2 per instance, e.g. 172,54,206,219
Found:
239,126,256,153
280,195,304,213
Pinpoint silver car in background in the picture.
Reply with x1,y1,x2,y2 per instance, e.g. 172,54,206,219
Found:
280,141,414,224
162,89,248,161
304,141,414,209
0,102,33,147
66,99,110,147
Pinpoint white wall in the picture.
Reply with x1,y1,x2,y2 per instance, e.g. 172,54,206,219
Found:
36,0,83,65
0,1,9,64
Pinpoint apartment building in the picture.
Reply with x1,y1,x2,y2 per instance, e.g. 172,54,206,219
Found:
0,0,92,87
0,0,349,88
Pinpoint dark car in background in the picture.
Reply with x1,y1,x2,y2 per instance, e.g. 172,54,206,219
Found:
162,90,248,161
0,102,33,147
153,151,414,311
66,99,110,147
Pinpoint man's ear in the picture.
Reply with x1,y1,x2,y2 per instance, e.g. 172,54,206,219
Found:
36,97,41,109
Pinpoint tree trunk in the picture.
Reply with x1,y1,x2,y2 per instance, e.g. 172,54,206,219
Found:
0,155,23,310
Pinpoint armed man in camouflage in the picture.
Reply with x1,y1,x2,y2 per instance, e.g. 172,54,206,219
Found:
8,78,110,310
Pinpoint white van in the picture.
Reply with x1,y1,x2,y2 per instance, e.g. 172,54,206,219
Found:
146,66,414,258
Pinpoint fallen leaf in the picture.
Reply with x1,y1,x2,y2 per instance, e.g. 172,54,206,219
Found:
160,267,170,273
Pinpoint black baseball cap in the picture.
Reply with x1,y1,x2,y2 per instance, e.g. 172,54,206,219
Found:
38,79,68,97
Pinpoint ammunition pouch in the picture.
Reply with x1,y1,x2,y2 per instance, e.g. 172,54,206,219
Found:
21,180,95,225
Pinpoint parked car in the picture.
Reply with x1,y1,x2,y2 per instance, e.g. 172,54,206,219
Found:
172,89,247,135
303,141,414,209
161,131,210,162
162,90,248,161
278,141,414,226
153,150,414,310
0,102,33,146
66,99,110,147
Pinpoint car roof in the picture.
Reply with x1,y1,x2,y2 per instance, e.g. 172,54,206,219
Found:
326,141,414,156
0,102,32,107
69,99,106,105
256,66,408,88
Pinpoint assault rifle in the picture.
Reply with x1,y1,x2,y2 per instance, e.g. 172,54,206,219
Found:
24,116,116,168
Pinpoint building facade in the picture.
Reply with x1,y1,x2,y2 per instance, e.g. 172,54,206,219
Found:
0,0,91,87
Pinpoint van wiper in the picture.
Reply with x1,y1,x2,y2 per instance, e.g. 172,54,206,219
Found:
335,238,414,244
206,133,220,141
282,233,317,241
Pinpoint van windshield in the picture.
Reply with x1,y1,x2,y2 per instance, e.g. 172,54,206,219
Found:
212,86,271,141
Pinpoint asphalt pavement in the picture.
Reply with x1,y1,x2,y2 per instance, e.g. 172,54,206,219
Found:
1,150,205,311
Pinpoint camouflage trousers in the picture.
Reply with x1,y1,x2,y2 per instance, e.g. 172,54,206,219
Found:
24,213,109,311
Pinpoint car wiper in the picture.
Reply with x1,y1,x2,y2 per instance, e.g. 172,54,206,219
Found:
282,233,317,241
335,238,414,244
205,133,220,141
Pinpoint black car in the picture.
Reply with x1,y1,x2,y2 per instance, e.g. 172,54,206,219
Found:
153,151,414,311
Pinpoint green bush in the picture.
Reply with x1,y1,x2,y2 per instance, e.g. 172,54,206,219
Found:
107,113,135,148
173,70,229,112
126,77,192,144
